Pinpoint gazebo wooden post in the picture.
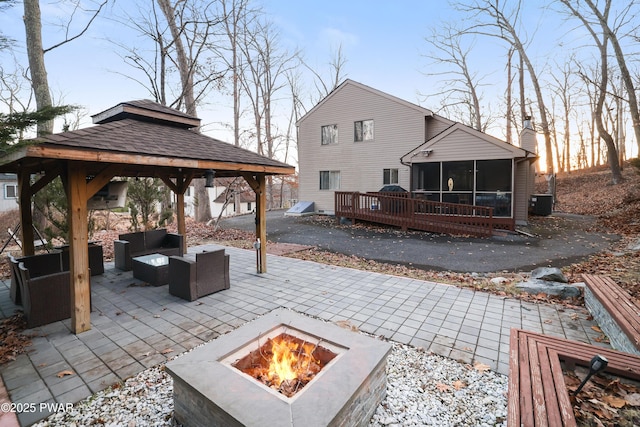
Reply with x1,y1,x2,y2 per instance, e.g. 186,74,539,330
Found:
242,172,267,273
160,173,192,256
66,162,91,333
17,171,35,256
255,174,267,273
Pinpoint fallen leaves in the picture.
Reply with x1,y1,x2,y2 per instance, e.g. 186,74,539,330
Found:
474,362,491,373
56,370,74,378
452,380,467,390
0,314,32,365
565,367,640,426
436,382,450,392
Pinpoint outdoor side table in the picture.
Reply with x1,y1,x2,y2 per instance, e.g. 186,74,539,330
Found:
132,253,170,286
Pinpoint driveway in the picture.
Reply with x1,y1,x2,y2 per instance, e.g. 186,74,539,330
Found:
218,210,617,273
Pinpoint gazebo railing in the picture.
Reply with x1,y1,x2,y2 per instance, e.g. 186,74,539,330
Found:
335,191,495,237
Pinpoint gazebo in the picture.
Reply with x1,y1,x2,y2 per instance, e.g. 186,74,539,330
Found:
0,100,295,333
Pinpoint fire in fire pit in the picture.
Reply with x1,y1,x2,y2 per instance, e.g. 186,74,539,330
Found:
233,332,338,397
166,309,392,427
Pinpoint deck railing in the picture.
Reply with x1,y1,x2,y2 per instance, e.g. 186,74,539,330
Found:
335,191,496,237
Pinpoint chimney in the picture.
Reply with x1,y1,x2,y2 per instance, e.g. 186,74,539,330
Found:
519,116,537,153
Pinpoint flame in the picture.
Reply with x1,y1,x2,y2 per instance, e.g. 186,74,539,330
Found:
267,335,318,387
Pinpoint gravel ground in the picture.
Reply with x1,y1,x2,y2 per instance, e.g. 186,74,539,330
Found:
33,322,507,427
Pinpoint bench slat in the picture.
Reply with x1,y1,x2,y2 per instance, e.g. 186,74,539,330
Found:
528,336,549,427
520,332,535,427
548,349,577,427
508,328,521,427
537,342,563,427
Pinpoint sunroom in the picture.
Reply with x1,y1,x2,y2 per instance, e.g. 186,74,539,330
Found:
401,122,537,228
410,159,513,217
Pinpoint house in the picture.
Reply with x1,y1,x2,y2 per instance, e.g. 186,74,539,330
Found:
296,79,538,227
0,173,18,212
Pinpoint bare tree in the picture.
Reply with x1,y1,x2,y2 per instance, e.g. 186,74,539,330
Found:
300,43,348,107
238,17,298,208
559,0,623,182
422,23,489,131
154,0,227,222
23,0,53,135
549,58,580,172
561,0,640,156
23,0,107,135
455,0,555,173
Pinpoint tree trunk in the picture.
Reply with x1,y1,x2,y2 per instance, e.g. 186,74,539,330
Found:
505,48,513,144
23,0,53,135
594,25,622,183
583,0,640,157
156,0,210,222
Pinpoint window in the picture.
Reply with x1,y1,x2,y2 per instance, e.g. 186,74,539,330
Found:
410,159,513,216
476,159,512,191
413,163,440,191
321,124,338,145
319,171,341,190
4,184,17,199
383,168,399,185
354,120,374,142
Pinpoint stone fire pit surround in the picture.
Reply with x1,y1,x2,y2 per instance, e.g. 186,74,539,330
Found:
166,308,392,427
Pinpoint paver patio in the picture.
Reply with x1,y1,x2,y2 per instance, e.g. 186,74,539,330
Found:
0,243,610,426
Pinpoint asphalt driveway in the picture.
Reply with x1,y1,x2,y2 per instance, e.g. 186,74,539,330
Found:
218,210,617,273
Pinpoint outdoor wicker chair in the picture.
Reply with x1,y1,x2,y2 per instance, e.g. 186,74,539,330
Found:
18,262,73,328
168,249,230,301
7,252,63,306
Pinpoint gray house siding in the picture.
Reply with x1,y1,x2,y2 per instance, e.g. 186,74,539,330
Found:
297,79,538,223
409,127,518,163
298,80,432,213
0,174,18,213
425,115,454,140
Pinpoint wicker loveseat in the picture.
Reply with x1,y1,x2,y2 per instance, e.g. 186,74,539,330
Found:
168,249,230,301
114,229,184,271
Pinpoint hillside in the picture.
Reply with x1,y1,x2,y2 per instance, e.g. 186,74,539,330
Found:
547,163,640,294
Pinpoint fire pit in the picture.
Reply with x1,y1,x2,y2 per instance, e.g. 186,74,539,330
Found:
166,309,392,427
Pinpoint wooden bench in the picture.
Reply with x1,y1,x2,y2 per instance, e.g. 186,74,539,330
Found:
582,274,640,354
508,328,640,427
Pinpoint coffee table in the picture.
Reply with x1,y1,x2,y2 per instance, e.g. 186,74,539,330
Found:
132,253,170,286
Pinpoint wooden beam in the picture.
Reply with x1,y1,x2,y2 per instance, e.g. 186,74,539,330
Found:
160,172,194,255
67,162,91,333
86,164,123,198
17,170,35,256
26,145,295,176
30,164,63,194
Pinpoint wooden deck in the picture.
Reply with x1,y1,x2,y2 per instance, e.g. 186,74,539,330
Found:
335,191,513,237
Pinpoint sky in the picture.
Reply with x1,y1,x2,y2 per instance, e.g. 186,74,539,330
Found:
0,0,612,163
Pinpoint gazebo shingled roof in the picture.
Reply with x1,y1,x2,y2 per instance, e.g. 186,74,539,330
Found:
0,100,295,334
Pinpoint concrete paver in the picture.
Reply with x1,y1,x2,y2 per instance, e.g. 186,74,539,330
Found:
0,243,609,426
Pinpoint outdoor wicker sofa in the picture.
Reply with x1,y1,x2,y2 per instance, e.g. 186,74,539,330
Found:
114,229,184,271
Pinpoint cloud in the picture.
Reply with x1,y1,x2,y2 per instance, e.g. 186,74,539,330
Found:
319,27,358,49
